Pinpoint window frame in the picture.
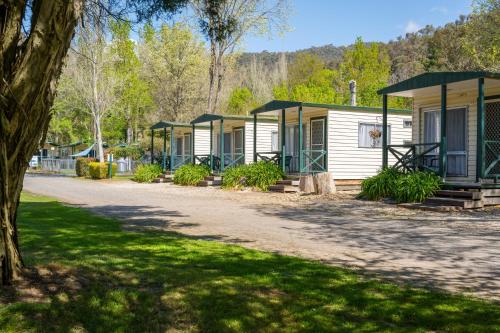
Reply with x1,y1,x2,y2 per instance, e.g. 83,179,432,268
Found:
358,122,390,149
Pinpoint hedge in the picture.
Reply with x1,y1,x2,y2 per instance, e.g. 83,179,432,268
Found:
174,164,210,186
75,157,95,177
133,164,163,183
88,162,118,179
222,161,284,191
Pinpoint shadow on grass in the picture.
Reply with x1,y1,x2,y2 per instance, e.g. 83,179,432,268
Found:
0,194,499,332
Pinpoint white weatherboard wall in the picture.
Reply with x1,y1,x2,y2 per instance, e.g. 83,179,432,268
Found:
194,128,210,155
327,109,412,179
244,121,278,164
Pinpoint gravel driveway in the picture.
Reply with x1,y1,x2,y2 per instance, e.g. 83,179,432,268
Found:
23,174,500,300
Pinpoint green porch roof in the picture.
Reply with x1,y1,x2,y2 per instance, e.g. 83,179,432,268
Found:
150,121,209,130
378,71,500,95
250,100,411,115
190,113,277,125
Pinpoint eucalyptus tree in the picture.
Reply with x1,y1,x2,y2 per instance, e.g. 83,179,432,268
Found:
191,0,289,114
0,0,187,286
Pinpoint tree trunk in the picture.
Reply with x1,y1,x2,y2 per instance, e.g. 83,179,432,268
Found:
299,175,315,193
95,114,105,162
213,53,224,114
0,1,82,286
127,126,133,145
313,172,336,195
207,34,217,114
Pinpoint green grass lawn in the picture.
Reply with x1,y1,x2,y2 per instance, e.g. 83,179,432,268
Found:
1,193,499,332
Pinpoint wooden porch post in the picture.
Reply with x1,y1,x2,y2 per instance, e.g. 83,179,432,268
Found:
281,109,286,173
150,129,154,164
169,125,174,172
220,118,225,172
162,127,167,172
298,106,303,173
253,113,257,162
382,94,388,168
477,77,485,182
439,84,447,178
209,121,214,170
192,124,196,164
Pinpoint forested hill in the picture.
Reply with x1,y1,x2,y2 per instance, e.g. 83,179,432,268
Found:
238,44,347,68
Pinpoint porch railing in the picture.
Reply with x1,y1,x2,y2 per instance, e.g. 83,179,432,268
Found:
485,140,500,180
194,154,212,167
387,143,440,173
172,155,192,170
256,151,280,164
301,149,327,173
222,153,245,169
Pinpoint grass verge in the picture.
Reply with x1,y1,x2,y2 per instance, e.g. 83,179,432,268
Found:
0,193,498,332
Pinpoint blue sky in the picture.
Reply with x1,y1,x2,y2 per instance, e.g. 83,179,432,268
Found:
242,0,472,52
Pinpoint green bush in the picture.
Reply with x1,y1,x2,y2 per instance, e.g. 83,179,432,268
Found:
75,157,95,177
393,172,442,203
174,164,210,186
222,161,284,191
361,168,442,203
221,165,248,189
360,167,402,200
109,146,143,160
88,162,118,179
133,164,163,183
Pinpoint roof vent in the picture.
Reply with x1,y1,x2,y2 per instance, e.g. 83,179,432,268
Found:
349,80,357,106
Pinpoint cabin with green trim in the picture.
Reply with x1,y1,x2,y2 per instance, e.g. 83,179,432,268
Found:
149,121,210,171
250,100,413,180
378,71,500,189
190,114,278,172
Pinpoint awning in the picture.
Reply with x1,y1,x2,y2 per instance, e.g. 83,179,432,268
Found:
71,144,95,157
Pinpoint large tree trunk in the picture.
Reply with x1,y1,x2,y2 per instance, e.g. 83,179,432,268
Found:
95,114,105,162
0,0,82,286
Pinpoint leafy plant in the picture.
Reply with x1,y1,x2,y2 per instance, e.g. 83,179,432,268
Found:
361,168,442,203
222,161,284,191
221,165,248,189
110,146,144,160
133,164,163,183
360,167,403,200
75,157,96,177
393,172,442,203
174,164,210,186
88,162,118,179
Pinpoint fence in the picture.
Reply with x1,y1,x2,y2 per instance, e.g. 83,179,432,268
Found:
40,158,76,172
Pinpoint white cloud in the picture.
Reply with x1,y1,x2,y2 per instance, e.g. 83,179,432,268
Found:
404,20,421,34
431,6,448,14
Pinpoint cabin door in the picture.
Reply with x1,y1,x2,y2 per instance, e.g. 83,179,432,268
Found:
183,133,192,159
423,108,467,176
285,125,299,172
485,101,500,177
310,118,326,171
233,128,244,165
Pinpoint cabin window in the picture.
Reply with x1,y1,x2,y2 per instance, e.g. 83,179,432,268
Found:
271,131,279,151
403,120,413,128
358,123,390,148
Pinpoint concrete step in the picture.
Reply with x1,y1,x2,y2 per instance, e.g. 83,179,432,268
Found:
336,185,361,191
424,197,483,209
205,176,222,181
398,203,464,212
269,184,299,193
153,177,173,183
160,174,174,179
276,179,300,186
435,190,483,200
197,180,222,187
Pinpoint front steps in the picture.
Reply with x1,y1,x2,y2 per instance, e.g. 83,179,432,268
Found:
420,188,500,210
153,173,173,184
269,177,300,193
197,175,222,187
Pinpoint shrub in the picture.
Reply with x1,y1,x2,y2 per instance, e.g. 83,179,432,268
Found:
393,172,442,203
133,164,163,183
222,165,248,189
360,167,402,200
75,157,95,177
109,146,143,160
222,161,284,191
88,162,118,179
174,164,210,186
361,168,442,203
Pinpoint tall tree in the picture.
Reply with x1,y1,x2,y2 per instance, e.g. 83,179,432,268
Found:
191,0,289,113
138,22,208,122
0,0,187,286
110,21,153,144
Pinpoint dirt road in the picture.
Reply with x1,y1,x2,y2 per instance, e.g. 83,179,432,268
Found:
23,174,500,300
